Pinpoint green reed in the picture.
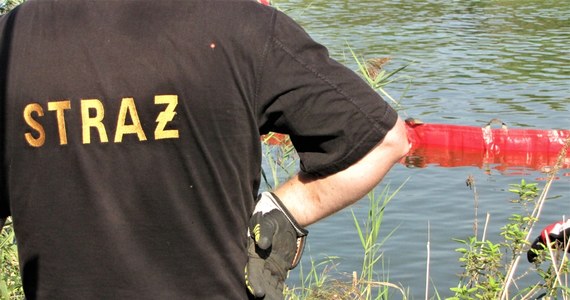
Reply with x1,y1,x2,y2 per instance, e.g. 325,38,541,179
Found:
0,218,23,299
0,0,24,15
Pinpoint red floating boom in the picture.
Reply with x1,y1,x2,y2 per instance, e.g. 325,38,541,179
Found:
261,118,570,173
405,119,570,155
404,118,570,172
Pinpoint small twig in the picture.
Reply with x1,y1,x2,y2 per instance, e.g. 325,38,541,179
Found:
520,284,542,300
481,213,490,243
352,271,357,290
557,216,569,300
544,234,565,288
361,280,408,299
466,175,478,238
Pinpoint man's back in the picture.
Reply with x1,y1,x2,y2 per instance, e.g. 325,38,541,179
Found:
1,0,399,298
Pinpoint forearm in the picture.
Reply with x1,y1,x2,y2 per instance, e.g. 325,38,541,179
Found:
274,117,410,226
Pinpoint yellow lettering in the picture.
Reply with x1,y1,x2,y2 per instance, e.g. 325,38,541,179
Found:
23,103,46,147
154,95,179,140
81,99,109,144
24,95,180,147
114,97,147,143
47,100,71,145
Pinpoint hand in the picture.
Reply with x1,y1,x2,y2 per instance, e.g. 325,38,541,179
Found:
245,192,308,299
527,219,570,263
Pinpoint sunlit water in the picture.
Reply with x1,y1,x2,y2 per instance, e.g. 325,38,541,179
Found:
265,0,570,298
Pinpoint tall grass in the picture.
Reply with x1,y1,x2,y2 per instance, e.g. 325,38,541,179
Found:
351,184,407,300
283,186,409,300
0,218,23,299
0,0,24,15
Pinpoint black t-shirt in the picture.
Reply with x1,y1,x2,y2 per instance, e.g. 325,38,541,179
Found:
0,0,397,298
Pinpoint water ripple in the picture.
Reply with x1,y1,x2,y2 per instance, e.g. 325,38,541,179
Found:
282,0,570,127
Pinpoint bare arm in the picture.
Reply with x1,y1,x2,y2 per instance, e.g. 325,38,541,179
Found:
274,117,410,227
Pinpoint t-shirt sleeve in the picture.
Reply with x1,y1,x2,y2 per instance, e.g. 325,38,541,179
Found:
256,10,398,177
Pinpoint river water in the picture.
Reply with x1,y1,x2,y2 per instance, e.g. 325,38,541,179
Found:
266,0,570,298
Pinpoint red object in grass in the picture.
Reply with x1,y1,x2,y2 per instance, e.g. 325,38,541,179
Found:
261,133,290,146
257,0,271,6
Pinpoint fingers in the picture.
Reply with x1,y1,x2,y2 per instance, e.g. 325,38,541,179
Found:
263,276,284,300
245,256,267,298
246,253,286,299
246,261,284,299
250,212,277,250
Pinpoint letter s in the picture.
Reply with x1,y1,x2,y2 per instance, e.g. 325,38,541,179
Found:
24,103,46,147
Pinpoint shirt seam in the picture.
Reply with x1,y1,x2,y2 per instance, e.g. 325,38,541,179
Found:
253,8,277,126
270,35,387,136
270,34,396,175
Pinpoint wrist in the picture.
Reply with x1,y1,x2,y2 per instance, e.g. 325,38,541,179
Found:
253,192,308,268
262,192,307,238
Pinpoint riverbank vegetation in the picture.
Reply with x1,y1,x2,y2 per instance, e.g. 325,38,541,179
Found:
0,0,23,15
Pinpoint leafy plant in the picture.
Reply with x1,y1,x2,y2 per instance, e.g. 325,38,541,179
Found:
508,179,539,208
450,237,504,300
0,0,25,15
0,218,23,299
450,177,569,300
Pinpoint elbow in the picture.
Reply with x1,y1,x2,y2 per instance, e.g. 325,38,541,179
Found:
386,117,411,161
397,129,411,159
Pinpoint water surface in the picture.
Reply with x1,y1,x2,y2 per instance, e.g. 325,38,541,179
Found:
269,0,570,298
